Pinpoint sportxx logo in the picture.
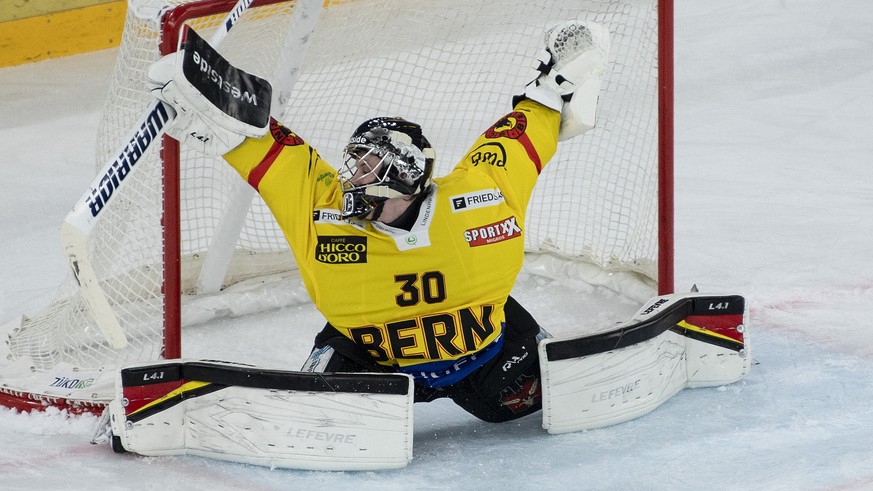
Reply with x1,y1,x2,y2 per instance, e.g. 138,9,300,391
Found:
464,216,522,247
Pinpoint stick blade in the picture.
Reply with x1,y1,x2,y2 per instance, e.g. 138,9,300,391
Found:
60,219,129,349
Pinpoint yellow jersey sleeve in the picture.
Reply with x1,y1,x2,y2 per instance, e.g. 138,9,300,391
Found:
223,119,342,259
454,99,560,213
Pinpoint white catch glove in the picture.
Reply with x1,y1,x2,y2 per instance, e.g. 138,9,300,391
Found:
146,30,271,156
516,21,611,140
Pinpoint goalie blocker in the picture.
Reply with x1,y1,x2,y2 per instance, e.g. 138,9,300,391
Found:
108,360,414,470
147,25,272,156
539,292,751,434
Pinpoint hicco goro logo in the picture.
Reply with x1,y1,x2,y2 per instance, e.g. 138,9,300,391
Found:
315,236,367,264
484,112,528,140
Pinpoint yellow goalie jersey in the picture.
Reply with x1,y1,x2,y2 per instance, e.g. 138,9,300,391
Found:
224,100,559,386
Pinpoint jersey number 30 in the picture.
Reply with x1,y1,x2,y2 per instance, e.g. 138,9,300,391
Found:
394,272,447,307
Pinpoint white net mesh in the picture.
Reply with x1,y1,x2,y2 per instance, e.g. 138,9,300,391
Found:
0,0,663,408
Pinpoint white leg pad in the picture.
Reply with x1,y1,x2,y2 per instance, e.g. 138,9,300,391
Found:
540,331,688,433
109,360,414,470
539,293,750,434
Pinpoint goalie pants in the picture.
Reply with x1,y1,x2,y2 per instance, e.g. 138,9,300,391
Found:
304,296,545,423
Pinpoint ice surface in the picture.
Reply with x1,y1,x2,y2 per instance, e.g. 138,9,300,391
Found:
2,1,873,489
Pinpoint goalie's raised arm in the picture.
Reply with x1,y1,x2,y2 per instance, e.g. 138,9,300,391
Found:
146,27,273,156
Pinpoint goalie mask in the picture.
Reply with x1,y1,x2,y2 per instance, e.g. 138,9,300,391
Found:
339,117,436,219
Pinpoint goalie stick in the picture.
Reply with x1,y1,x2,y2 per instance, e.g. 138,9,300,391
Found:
59,0,274,349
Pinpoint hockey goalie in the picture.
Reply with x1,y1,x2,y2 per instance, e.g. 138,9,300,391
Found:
102,19,751,470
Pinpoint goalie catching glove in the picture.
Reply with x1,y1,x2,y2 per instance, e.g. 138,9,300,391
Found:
515,20,611,140
147,27,272,156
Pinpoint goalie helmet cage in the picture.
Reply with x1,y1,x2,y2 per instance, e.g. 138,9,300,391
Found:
0,0,673,413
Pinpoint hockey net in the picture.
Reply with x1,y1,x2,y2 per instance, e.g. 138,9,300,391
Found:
0,0,672,413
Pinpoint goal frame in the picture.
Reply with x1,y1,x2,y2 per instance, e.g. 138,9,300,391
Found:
158,0,676,361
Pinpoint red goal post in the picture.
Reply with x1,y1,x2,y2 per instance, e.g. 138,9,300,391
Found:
0,0,673,413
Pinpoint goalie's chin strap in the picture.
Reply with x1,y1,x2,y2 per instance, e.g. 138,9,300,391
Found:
369,199,387,221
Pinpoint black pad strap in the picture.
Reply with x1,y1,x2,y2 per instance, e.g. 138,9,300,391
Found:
545,295,745,362
121,361,410,395
119,361,410,424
